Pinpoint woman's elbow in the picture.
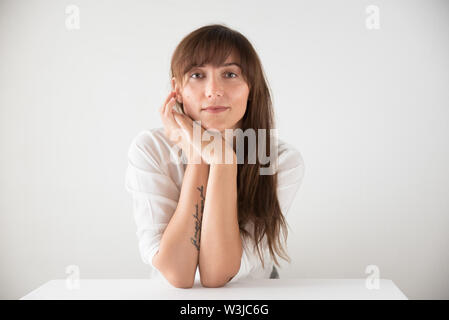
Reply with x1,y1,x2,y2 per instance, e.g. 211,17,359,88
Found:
168,276,194,289
201,278,226,288
200,264,240,287
152,252,194,288
200,274,235,288
160,270,194,288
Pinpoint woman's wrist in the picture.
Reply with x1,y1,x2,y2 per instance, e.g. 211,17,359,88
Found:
186,156,210,170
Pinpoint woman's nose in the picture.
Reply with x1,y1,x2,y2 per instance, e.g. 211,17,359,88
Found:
205,76,223,98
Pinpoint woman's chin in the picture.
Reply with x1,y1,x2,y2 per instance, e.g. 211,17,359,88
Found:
202,122,226,133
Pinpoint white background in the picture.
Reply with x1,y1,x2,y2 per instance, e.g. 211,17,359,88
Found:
1,0,448,299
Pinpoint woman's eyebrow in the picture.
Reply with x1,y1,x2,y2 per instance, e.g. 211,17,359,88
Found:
221,62,241,69
194,62,242,69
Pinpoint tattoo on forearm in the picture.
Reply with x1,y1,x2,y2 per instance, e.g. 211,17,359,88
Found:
190,185,204,251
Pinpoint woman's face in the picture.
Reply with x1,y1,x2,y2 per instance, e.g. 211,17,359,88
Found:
172,51,250,133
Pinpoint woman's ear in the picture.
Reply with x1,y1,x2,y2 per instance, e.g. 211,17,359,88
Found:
171,77,183,103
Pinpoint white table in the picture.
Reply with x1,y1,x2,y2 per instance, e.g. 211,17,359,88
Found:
20,278,407,300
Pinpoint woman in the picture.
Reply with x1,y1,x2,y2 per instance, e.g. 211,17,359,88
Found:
125,24,305,288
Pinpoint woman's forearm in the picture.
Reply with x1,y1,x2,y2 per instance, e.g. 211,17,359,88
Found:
152,162,209,288
199,162,242,287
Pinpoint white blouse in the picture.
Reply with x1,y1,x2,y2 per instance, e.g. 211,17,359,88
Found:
125,127,305,283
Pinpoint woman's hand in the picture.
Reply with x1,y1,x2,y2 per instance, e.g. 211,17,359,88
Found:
159,91,202,164
159,91,236,165
172,112,237,166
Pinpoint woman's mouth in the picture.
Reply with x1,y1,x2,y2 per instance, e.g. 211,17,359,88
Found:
202,106,230,113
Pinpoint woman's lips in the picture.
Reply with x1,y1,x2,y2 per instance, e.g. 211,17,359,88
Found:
202,106,230,113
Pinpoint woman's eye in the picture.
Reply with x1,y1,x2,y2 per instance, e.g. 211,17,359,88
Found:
190,73,202,79
190,71,238,79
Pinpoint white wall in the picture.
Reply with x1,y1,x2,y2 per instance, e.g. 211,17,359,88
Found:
1,0,448,299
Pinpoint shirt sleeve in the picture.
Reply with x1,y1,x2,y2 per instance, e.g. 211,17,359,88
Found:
125,131,180,270
231,144,305,281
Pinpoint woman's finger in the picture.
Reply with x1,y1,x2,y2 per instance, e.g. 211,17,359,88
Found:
159,91,176,114
159,94,169,114
172,111,184,128
166,104,181,131
165,97,177,118
175,110,195,125
173,113,194,142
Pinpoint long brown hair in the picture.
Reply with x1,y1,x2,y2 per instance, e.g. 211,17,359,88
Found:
170,24,291,269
